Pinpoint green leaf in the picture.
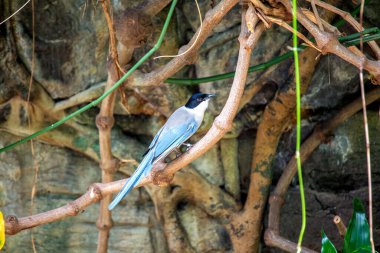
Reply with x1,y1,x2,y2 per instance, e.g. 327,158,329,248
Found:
351,247,373,253
343,198,371,253
321,230,337,253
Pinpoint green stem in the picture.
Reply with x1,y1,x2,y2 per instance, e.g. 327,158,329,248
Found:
165,50,296,85
339,27,379,42
166,28,379,85
344,33,380,46
292,0,306,252
0,0,178,154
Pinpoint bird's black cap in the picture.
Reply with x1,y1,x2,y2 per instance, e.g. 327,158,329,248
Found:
185,93,216,109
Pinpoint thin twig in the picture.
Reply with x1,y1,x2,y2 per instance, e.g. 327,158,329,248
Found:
301,8,339,34
305,0,380,59
279,0,380,83
154,0,202,59
0,0,31,25
266,16,321,52
26,0,38,251
359,1,375,252
310,0,324,31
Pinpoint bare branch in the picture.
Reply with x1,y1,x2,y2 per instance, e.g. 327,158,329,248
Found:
96,1,122,251
5,180,124,235
266,16,321,51
305,0,380,59
310,0,324,31
138,22,265,190
128,0,240,88
52,82,105,112
279,0,380,83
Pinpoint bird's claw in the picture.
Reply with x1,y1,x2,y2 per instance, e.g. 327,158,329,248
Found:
174,148,182,158
181,142,193,152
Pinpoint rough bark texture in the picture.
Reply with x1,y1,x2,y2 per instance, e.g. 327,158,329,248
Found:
1,0,380,252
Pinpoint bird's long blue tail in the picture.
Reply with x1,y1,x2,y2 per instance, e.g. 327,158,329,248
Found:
108,153,153,210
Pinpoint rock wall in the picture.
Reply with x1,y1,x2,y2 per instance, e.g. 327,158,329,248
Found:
0,0,379,252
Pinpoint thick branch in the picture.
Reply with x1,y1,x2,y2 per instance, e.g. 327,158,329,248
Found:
172,168,240,219
128,0,240,88
5,180,124,235
229,3,340,250
4,164,238,238
52,82,105,112
151,187,196,253
305,0,380,59
96,1,121,252
138,24,265,189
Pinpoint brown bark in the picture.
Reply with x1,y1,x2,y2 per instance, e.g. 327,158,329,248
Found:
127,0,240,89
137,8,265,191
278,0,380,82
305,0,380,59
228,2,340,251
96,1,121,252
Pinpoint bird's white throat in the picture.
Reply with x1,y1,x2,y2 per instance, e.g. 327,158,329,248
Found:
190,100,209,124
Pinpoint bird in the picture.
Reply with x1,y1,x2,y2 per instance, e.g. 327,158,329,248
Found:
108,93,215,210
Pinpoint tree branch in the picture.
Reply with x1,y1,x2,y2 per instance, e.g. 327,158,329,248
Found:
278,0,380,83
229,2,341,251
127,0,240,88
137,14,265,191
5,180,124,235
96,1,121,252
305,0,380,59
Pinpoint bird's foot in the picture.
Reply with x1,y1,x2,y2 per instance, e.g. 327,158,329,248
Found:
174,147,182,158
181,142,193,152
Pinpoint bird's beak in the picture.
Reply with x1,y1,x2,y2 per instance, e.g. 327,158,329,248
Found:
206,94,216,100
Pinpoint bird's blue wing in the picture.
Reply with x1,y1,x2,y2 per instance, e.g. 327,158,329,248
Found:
109,107,200,210
152,122,197,163
142,126,164,157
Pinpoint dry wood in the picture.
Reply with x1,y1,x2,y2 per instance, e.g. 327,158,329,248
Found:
127,0,240,88
305,0,380,59
278,0,380,83
96,1,121,252
334,215,347,237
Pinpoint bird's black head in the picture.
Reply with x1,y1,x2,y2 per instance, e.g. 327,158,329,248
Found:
185,93,216,109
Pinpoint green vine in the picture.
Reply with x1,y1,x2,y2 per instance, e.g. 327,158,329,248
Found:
165,28,380,85
0,2,378,154
0,0,178,154
291,0,306,252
